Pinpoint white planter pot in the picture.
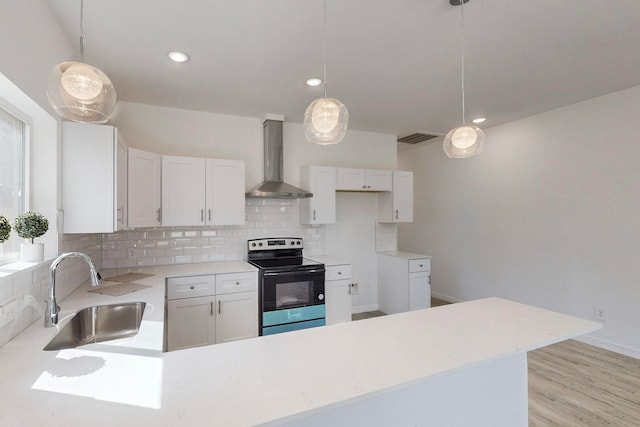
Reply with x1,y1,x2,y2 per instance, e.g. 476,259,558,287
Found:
20,243,44,262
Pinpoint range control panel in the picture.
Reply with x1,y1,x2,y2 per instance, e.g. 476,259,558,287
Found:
248,238,303,251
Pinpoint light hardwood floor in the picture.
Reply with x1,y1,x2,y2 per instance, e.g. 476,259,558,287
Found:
353,300,640,426
529,339,640,426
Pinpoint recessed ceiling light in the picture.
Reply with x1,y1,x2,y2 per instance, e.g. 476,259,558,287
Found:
306,78,322,87
472,117,486,124
168,51,190,63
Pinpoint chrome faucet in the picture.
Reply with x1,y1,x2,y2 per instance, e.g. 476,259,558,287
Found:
45,252,102,327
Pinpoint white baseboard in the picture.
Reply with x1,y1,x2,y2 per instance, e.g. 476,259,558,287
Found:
352,304,379,314
574,334,640,360
431,291,464,304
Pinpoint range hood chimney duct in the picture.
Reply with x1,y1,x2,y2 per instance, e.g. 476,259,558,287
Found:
245,117,313,199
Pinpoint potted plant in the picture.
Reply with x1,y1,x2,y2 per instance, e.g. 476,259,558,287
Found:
14,211,49,262
0,215,11,255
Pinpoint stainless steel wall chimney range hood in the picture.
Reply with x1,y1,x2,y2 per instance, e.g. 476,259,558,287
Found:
245,117,313,199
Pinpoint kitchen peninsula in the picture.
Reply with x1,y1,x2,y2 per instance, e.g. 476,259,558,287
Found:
0,262,600,426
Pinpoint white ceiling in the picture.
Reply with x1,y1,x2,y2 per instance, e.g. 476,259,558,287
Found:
46,0,640,140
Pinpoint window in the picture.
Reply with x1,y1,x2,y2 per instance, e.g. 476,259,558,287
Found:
0,103,26,261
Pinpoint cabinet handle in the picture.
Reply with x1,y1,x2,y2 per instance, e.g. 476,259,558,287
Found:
419,264,423,268
428,275,431,285
190,285,195,290
117,207,123,223
236,281,240,285
208,209,212,221
367,185,371,189
313,209,316,221
218,300,221,315
210,301,213,316
156,208,162,222
201,209,204,222
337,271,342,275
348,284,352,295
395,209,399,220
362,185,366,189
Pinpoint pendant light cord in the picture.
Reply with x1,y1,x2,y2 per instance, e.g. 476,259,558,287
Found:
79,0,85,59
322,0,328,98
460,0,466,126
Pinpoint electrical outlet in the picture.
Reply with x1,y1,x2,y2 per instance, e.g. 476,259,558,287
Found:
594,305,607,321
349,283,358,295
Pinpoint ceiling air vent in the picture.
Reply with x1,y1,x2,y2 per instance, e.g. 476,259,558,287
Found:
397,133,439,144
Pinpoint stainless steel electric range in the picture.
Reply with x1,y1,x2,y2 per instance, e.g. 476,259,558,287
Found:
247,238,325,336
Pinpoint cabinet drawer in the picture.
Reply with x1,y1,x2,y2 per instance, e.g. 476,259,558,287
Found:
166,275,216,300
409,258,430,273
215,271,258,294
326,264,352,281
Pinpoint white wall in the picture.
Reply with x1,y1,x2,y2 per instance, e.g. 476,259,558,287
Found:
398,85,640,357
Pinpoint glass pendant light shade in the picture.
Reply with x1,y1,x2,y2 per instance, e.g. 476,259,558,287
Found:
303,97,349,145
47,61,116,124
443,125,486,158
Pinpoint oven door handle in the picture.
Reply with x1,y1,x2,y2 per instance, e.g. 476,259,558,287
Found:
263,269,325,276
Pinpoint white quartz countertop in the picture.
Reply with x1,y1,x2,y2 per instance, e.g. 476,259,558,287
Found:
0,259,600,426
307,255,351,266
377,250,431,260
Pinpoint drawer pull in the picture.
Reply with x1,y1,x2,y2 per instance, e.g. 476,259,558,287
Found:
338,271,342,275
419,264,423,268
236,281,240,285
190,285,195,290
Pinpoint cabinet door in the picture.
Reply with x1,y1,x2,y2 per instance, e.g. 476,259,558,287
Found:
128,148,161,228
365,169,392,191
326,279,352,325
300,166,336,225
62,122,120,233
336,168,365,190
409,271,430,311
162,155,206,226
115,134,128,230
215,292,258,343
393,171,413,222
205,159,245,225
166,296,216,351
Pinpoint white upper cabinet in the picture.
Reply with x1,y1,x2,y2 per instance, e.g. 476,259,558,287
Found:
128,148,161,228
205,159,245,225
62,122,127,233
300,165,336,225
336,168,392,192
377,171,414,223
162,155,206,226
162,155,245,227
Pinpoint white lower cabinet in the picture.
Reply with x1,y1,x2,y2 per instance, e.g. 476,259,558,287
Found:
325,264,352,325
166,296,216,351
215,292,258,343
378,252,431,315
166,271,258,351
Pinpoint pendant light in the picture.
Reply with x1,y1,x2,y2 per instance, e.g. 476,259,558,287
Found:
443,0,485,158
303,0,349,145
47,0,116,124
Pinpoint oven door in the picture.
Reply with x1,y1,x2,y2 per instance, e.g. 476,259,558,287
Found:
260,267,325,335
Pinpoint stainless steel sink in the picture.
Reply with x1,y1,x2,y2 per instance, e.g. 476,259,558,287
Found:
43,302,146,351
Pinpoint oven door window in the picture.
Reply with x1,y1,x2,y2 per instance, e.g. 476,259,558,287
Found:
276,280,313,309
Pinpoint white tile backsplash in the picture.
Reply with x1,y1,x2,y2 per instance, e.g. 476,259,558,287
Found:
101,199,327,268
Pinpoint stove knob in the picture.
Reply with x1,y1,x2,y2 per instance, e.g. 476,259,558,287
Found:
297,241,301,245
258,242,263,247
251,242,256,247
318,294,324,301
290,241,295,246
